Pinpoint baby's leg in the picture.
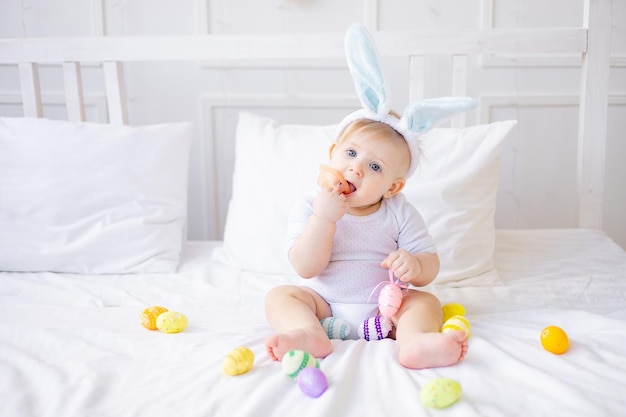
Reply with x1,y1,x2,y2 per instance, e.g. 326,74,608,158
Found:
393,290,468,369
264,285,332,361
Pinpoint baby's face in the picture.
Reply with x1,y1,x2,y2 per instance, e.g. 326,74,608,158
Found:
330,130,410,215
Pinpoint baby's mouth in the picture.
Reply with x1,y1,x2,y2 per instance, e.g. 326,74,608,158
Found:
344,181,357,195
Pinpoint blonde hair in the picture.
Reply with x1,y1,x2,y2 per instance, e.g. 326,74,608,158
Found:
338,118,404,144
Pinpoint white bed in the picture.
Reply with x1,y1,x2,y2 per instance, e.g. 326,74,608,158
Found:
1,233,625,416
1,0,624,416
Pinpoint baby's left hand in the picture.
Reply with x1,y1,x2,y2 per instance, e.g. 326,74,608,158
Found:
381,250,422,283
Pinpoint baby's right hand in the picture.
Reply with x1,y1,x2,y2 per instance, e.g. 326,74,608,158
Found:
313,188,347,223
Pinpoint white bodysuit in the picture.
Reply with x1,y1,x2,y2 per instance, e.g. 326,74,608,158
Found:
286,192,436,338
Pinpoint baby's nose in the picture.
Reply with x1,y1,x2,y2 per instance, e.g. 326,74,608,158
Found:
349,165,363,177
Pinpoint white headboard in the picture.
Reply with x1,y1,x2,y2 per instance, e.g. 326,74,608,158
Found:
0,0,613,239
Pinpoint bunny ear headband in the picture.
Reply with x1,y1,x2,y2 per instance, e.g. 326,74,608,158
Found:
336,23,476,178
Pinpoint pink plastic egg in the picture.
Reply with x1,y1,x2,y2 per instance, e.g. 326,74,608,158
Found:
297,367,328,398
378,283,403,318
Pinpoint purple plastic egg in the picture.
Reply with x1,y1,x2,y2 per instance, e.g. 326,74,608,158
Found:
297,367,328,398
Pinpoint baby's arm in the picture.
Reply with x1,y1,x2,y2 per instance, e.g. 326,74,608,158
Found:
381,250,440,287
288,189,347,278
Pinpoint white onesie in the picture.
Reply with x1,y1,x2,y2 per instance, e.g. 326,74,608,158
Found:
286,192,436,339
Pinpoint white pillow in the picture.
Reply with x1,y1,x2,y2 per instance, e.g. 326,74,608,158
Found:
0,117,192,274
213,112,516,285
213,112,336,272
405,120,517,284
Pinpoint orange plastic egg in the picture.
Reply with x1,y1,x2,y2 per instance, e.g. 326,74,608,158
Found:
540,325,569,354
140,306,168,330
317,165,351,194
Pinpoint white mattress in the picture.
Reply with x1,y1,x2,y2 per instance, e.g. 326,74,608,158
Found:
1,229,625,417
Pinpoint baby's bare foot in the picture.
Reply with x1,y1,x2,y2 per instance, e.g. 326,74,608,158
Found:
265,327,332,361
398,330,468,369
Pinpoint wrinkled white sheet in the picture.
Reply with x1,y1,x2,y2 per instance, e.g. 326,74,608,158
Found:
1,229,625,417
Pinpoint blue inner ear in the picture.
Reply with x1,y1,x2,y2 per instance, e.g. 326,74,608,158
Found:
402,98,476,133
358,82,383,112
345,23,388,114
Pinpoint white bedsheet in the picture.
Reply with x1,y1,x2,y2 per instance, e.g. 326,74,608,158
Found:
1,229,625,417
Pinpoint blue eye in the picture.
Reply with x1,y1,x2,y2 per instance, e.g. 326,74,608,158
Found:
370,163,381,172
347,149,357,157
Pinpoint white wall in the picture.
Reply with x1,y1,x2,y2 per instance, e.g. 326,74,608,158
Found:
1,0,624,249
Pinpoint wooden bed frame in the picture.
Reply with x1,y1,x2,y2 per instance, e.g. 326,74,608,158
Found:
0,0,612,231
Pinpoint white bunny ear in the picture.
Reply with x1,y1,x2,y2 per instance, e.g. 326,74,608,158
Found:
401,97,476,133
339,24,477,178
344,23,389,115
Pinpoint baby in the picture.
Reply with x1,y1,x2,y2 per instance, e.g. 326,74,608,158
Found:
264,116,468,369
264,22,473,369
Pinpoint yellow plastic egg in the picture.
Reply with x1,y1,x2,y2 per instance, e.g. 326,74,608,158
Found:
442,315,470,337
420,378,462,409
140,306,168,330
540,325,569,354
156,311,188,334
442,303,466,323
222,347,255,376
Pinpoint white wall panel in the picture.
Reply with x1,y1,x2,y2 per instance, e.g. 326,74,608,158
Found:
198,0,364,34
0,0,104,37
103,0,197,35
487,0,584,28
483,96,580,230
380,0,481,30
